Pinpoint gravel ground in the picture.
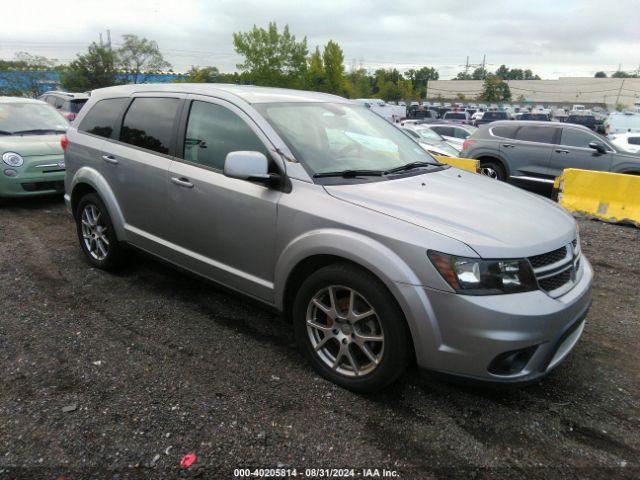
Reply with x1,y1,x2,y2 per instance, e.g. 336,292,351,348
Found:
0,196,638,480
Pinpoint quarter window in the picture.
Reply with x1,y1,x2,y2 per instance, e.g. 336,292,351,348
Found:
78,98,129,139
560,128,599,149
628,137,640,145
516,126,557,144
183,101,268,170
120,97,179,154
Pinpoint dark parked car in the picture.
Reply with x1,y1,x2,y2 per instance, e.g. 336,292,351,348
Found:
566,114,597,131
519,113,550,121
38,91,89,121
475,110,512,126
406,105,438,120
461,120,640,182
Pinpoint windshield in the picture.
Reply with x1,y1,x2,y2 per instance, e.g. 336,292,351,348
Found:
0,102,68,134
444,113,466,120
484,112,507,120
254,102,439,175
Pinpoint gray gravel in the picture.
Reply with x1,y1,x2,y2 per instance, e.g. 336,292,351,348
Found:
0,196,638,479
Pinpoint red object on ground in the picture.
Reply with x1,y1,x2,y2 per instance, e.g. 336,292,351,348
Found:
180,453,197,468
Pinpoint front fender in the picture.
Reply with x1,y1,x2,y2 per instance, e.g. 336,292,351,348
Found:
274,228,445,365
274,228,422,311
69,167,127,240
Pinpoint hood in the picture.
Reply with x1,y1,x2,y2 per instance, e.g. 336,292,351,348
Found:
325,168,576,258
0,134,64,157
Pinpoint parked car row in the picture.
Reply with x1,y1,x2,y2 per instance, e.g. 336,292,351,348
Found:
1,83,597,393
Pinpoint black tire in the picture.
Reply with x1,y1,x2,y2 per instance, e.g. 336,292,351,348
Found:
479,160,506,181
75,193,124,270
293,263,411,393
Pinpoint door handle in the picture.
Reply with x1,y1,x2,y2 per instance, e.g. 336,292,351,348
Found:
101,154,119,165
502,143,515,148
171,177,194,189
555,149,570,154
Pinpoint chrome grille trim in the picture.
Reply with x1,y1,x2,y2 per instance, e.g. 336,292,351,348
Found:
528,238,581,298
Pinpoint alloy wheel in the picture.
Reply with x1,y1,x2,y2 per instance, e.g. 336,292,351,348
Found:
480,166,499,179
80,204,110,261
306,285,384,377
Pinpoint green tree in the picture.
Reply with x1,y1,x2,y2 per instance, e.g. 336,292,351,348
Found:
594,71,607,78
480,75,511,102
60,43,118,91
453,71,473,80
404,66,438,97
175,66,219,83
117,34,171,84
347,68,372,98
307,46,326,91
322,40,348,96
233,22,308,88
612,70,637,78
472,67,488,80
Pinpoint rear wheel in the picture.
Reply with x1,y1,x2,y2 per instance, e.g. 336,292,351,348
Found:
479,160,506,181
293,263,411,393
75,193,124,270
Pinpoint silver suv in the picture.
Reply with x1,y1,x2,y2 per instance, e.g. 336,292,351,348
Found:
64,84,593,392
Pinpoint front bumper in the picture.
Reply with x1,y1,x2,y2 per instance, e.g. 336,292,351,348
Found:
400,255,593,383
0,156,65,198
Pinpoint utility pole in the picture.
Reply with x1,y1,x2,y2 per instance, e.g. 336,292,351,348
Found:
106,29,112,51
615,78,626,107
99,33,103,46
464,56,469,76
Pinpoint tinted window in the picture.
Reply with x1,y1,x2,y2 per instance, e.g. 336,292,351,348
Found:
452,127,470,139
120,97,179,154
79,98,128,138
483,112,508,120
629,137,640,145
431,126,455,137
516,126,557,144
491,125,518,139
567,115,595,127
560,128,599,148
183,101,268,170
444,112,466,120
69,99,88,113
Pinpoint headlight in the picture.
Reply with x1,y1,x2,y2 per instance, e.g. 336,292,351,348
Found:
428,251,538,295
2,152,24,167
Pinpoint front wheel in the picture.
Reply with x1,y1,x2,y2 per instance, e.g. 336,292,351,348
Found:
293,263,411,393
75,193,124,270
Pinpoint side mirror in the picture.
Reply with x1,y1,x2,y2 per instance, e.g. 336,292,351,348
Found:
588,141,607,154
223,151,269,181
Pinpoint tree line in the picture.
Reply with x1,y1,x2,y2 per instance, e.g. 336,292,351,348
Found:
0,22,534,102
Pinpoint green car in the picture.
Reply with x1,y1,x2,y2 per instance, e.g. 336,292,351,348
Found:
0,97,68,201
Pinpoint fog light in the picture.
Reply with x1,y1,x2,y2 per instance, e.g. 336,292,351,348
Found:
4,168,17,177
488,346,538,375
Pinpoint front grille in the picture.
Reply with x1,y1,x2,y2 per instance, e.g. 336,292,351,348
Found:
21,181,64,192
528,239,580,296
529,246,568,268
539,269,572,291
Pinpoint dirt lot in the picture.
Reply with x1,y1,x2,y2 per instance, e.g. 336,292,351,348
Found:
0,196,638,480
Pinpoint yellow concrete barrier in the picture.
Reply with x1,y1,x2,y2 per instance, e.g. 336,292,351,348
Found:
435,156,479,173
556,168,640,227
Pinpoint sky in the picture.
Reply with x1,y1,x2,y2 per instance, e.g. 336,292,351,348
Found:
2,0,639,79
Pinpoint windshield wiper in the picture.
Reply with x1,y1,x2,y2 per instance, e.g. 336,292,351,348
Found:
313,169,386,178
12,129,66,136
0,130,12,136
386,161,443,174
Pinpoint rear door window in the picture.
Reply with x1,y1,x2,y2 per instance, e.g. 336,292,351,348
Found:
78,97,129,139
183,100,269,170
120,97,180,155
560,128,600,149
516,126,557,144
491,125,518,139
